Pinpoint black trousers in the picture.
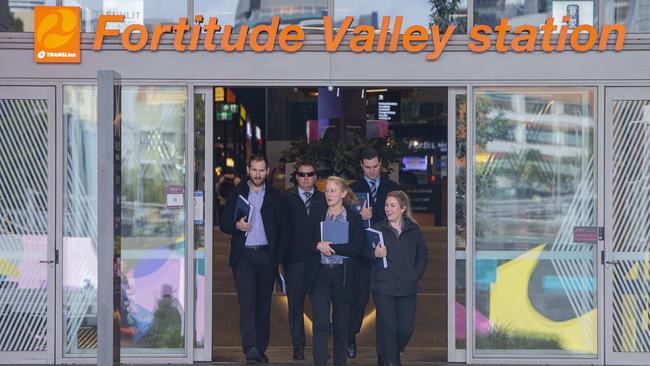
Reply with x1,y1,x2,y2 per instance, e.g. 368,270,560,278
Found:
348,265,370,339
232,246,276,354
310,264,350,366
373,293,417,364
283,261,307,348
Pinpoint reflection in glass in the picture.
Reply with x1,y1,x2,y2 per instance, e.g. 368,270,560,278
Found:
63,85,99,355
195,0,326,29
119,86,187,354
0,0,56,31
474,0,596,29
62,0,187,32
606,0,650,32
193,93,206,349
455,93,467,349
0,96,49,351
472,88,597,356
335,0,467,32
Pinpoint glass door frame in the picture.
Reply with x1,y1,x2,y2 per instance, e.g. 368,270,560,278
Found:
465,84,605,365
604,86,650,366
448,86,468,363
192,86,214,362
0,86,56,365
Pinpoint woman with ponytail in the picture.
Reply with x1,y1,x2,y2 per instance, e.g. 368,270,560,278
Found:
367,190,428,366
303,176,364,366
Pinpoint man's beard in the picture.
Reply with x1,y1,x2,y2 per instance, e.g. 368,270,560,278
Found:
250,177,266,186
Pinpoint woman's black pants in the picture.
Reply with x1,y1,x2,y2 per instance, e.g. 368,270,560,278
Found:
310,264,350,366
372,293,417,364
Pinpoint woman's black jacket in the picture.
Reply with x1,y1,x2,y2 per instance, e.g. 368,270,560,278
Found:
366,218,428,297
303,206,365,302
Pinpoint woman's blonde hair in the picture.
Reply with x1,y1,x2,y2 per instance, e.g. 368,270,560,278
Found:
326,176,358,207
386,190,417,224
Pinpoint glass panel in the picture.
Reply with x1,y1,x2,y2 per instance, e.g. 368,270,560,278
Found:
334,0,467,33
63,85,99,356
472,88,597,357
611,99,650,353
62,0,187,32
455,93,467,350
474,0,596,29
0,97,49,351
606,0,650,32
120,86,187,355
0,0,56,32
194,0,327,30
193,93,206,349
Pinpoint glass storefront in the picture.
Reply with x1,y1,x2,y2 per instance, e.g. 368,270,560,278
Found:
119,86,187,355
474,0,597,29
471,88,597,357
0,0,56,31
63,85,99,356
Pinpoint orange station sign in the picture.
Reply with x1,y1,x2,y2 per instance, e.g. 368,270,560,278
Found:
33,6,626,64
34,6,80,63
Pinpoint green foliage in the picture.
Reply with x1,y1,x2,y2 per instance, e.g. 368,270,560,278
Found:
280,132,403,180
476,325,562,350
428,0,467,33
9,12,24,32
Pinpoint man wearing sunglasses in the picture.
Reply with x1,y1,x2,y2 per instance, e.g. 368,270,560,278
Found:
282,161,326,360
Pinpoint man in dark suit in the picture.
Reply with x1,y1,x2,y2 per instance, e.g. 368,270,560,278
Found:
220,154,288,364
348,147,400,361
282,161,326,360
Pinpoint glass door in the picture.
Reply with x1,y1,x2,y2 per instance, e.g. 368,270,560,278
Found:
605,87,650,365
192,87,214,361
447,87,468,362
0,86,56,364
468,87,600,362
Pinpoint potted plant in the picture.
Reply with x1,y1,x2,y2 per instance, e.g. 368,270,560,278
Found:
280,132,404,189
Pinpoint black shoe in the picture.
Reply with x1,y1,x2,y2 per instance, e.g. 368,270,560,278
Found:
347,337,357,359
244,347,260,364
257,352,269,363
293,344,305,360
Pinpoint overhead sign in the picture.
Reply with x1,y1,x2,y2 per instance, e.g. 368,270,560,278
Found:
33,8,628,64
34,6,80,63
377,93,400,122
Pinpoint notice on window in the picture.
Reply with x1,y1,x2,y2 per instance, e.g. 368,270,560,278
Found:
166,185,184,208
573,226,598,243
103,0,144,31
193,191,204,225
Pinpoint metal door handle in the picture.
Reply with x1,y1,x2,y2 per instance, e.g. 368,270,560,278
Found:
39,260,54,264
605,260,620,265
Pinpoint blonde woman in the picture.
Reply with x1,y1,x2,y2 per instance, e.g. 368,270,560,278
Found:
368,191,428,366
303,176,364,366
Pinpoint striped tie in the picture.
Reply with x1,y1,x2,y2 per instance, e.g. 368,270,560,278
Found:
303,191,312,214
369,179,377,204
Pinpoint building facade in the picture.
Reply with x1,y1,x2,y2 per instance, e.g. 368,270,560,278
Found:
1,0,650,364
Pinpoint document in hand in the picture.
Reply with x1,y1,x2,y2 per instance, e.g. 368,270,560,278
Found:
320,221,349,244
233,194,252,222
365,228,388,268
353,192,371,228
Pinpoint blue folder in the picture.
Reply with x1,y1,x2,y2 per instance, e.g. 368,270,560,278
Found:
233,194,252,222
353,192,371,228
320,221,349,244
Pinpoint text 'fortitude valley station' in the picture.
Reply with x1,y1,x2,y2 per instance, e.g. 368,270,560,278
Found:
92,15,626,60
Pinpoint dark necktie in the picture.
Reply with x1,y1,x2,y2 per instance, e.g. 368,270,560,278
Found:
303,191,312,214
369,179,377,203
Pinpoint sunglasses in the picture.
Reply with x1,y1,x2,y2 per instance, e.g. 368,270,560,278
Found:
297,172,316,177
